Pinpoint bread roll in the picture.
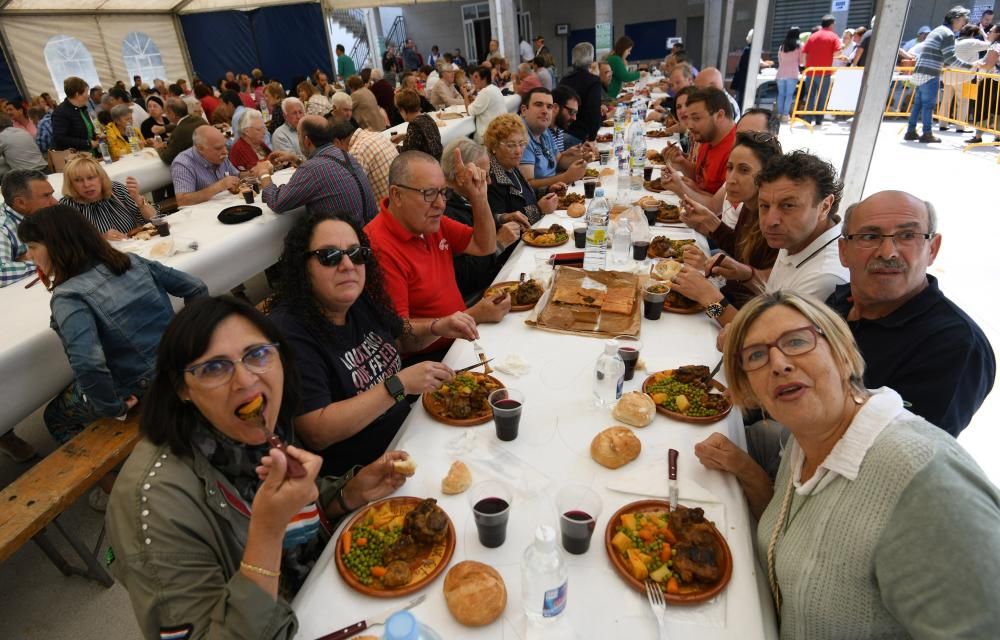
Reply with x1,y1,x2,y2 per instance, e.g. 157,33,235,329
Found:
441,460,472,494
392,456,417,477
599,167,615,177
567,202,586,218
613,392,657,427
444,561,507,626
651,259,682,282
591,426,641,469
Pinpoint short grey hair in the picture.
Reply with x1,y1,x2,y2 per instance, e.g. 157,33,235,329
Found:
165,97,187,118
370,67,383,81
440,139,487,182
1,168,48,204
238,108,264,133
281,96,304,114
331,91,352,109
843,198,937,235
572,43,595,69
388,150,439,187
191,124,214,147
110,104,131,122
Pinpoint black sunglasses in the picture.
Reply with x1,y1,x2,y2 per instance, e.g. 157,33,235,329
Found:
306,245,372,267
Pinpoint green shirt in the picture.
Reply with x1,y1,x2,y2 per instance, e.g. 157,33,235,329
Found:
337,54,357,80
606,54,640,98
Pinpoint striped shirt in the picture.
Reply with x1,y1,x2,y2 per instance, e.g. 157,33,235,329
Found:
912,25,961,86
262,144,377,224
170,146,238,196
0,204,35,287
60,181,156,235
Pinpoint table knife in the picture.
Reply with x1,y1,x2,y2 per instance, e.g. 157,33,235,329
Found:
317,594,426,640
455,358,494,374
668,449,679,512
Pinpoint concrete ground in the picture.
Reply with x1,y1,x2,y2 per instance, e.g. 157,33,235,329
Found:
0,121,996,639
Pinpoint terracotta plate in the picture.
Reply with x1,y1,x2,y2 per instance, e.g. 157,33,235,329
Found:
662,300,703,315
437,112,464,120
641,370,733,424
644,179,667,193
335,496,456,598
605,499,733,604
422,373,505,426
484,281,542,312
521,230,569,248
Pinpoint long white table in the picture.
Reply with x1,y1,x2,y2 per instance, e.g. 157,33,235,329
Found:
384,94,522,146
292,129,778,639
0,168,302,434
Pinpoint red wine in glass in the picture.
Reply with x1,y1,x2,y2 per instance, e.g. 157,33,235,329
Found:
561,510,597,554
618,346,640,381
473,497,511,547
491,398,522,441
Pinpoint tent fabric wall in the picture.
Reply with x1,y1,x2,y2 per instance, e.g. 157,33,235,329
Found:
252,3,332,88
179,11,258,87
0,14,188,100
180,2,332,90
0,47,20,101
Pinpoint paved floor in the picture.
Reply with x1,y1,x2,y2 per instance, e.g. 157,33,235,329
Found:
0,121,996,639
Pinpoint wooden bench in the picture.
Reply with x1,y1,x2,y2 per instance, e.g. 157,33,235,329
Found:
0,415,141,587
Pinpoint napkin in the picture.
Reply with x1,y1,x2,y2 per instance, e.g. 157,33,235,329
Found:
606,455,720,504
493,353,531,377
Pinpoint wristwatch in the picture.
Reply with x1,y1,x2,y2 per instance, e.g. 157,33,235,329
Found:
705,298,730,320
384,375,406,403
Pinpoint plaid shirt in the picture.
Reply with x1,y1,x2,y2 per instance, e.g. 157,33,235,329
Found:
170,146,238,195
262,144,377,224
348,128,398,201
35,112,54,155
0,204,35,287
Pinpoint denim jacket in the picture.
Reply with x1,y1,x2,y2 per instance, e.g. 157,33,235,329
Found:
50,254,207,417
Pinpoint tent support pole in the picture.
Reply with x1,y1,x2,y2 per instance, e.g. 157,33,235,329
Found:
171,13,196,83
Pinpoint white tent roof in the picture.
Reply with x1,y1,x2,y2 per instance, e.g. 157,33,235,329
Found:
0,0,448,13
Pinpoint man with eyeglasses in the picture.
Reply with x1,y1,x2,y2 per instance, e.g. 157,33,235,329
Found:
255,116,377,224
518,87,588,190
827,190,994,436
365,149,510,362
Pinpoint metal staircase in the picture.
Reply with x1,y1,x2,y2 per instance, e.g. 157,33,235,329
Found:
329,8,371,72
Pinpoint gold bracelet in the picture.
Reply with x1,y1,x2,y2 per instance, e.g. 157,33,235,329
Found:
240,561,280,578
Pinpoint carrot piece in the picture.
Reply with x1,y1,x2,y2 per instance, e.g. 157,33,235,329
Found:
659,543,672,562
638,529,654,542
661,528,678,545
341,531,351,555
356,537,368,546
370,566,388,577
666,577,681,594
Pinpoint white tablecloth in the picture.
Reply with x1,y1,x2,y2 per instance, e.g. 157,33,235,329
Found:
0,168,302,434
48,149,173,199
291,129,778,640
384,94,522,147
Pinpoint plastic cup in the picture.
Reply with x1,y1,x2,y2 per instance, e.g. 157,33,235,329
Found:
644,206,659,227
555,485,603,554
599,148,611,165
469,481,513,548
489,388,524,441
573,223,587,248
644,165,654,181
241,188,255,204
615,335,643,381
150,215,171,237
632,240,650,261
643,284,669,320
584,179,597,199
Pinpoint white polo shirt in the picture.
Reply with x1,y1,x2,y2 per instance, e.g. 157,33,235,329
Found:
468,84,506,144
765,223,848,301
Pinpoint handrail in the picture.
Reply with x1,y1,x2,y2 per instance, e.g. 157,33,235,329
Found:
385,15,406,50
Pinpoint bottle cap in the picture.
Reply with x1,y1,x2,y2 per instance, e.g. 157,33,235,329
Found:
604,340,619,355
594,187,605,198
384,611,419,640
535,524,557,546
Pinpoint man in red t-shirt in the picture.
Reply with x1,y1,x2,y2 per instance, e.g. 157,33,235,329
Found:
365,149,511,358
669,88,736,195
801,15,843,124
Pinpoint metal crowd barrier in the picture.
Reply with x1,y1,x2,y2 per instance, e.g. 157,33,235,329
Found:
789,66,1000,158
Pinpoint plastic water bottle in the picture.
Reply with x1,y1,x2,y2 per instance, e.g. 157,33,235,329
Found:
583,187,610,271
98,136,112,164
126,123,141,155
629,121,646,191
521,525,568,627
611,219,632,266
381,610,442,640
593,339,625,407
633,95,648,122
259,98,271,124
616,131,630,196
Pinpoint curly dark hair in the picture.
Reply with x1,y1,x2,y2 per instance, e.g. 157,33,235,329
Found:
756,150,843,219
269,210,403,342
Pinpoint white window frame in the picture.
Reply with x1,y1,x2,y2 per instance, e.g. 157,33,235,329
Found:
44,35,101,100
122,32,167,86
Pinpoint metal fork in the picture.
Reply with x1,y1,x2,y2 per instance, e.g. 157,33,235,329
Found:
472,341,493,374
645,579,668,639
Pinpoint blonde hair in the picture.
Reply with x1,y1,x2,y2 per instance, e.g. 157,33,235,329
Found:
723,291,867,409
61,154,113,201
483,113,528,154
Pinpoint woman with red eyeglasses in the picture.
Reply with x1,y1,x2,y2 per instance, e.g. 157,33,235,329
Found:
267,211,476,474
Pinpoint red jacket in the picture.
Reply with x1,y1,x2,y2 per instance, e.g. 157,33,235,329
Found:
228,137,270,170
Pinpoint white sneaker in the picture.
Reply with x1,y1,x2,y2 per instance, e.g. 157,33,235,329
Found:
88,488,110,512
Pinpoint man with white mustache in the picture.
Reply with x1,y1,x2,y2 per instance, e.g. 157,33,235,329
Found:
828,190,994,437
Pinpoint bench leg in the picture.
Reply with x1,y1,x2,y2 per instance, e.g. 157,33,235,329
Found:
30,517,115,588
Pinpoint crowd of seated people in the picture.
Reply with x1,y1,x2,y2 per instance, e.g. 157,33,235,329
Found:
0,35,998,640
